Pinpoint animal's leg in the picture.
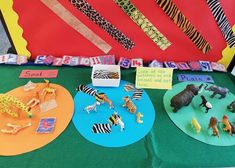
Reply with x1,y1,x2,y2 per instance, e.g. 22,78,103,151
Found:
173,107,178,113
219,94,225,99
210,93,216,98
123,104,127,107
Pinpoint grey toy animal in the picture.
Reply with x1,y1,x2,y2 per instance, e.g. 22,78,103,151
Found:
170,84,203,112
204,84,229,99
227,100,235,113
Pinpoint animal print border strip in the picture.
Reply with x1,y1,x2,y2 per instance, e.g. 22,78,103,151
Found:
114,0,171,50
70,0,135,50
155,0,211,54
207,0,235,48
40,0,112,53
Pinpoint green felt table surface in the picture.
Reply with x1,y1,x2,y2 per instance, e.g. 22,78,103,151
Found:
0,65,234,168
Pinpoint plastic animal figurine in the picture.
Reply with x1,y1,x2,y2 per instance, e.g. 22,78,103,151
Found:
170,84,203,112
23,80,37,91
222,115,235,135
191,118,201,133
84,101,100,114
136,112,144,124
227,100,235,113
199,95,212,113
204,84,229,99
0,94,32,118
27,91,40,108
1,122,32,134
41,79,56,100
208,117,219,137
95,93,114,109
123,96,137,114
116,117,125,131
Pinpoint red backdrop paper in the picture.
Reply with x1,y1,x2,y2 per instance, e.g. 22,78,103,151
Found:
13,0,235,62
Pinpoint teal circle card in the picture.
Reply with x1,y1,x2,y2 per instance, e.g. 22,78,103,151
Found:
73,80,155,147
164,82,235,146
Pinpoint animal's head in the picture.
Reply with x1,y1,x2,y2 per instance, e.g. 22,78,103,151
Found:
186,84,200,95
209,117,218,126
222,115,229,123
123,96,130,102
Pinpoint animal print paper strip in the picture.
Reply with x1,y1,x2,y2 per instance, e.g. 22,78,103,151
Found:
155,0,211,54
70,0,135,50
40,0,112,53
114,0,171,50
206,0,235,48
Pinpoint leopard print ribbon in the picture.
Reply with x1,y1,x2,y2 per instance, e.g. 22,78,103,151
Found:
155,0,211,54
70,0,135,50
114,0,171,50
40,0,112,53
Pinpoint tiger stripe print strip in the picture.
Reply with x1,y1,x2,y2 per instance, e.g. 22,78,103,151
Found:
70,0,135,50
92,123,112,133
206,0,235,48
40,0,111,53
77,84,97,96
155,0,211,54
114,0,171,50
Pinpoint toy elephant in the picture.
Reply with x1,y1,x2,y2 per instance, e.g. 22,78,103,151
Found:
170,84,203,112
204,84,229,99
227,100,235,113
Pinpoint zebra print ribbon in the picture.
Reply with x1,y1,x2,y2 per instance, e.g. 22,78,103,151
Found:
206,0,235,48
70,0,135,50
155,0,211,54
40,0,111,53
114,0,171,50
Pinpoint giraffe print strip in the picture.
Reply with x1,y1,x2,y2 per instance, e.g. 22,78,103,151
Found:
155,0,211,54
114,0,171,50
70,0,135,50
40,0,112,53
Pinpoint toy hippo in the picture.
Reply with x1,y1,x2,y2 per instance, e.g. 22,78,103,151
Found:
227,100,235,113
170,84,203,112
204,84,229,99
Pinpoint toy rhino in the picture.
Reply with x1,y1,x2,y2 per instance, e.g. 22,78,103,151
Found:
170,84,203,112
204,84,229,99
227,100,235,113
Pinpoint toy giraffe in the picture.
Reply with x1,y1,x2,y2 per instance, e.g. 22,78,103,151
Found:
0,94,32,118
27,91,40,108
41,79,56,100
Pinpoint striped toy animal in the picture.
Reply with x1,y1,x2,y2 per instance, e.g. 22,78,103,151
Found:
0,94,32,118
123,96,136,114
92,123,112,134
132,89,143,100
77,84,98,96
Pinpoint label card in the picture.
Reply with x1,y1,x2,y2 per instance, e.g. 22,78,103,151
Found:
62,55,72,65
52,57,63,66
178,74,214,83
100,55,115,65
35,55,47,64
89,56,102,66
149,60,163,68
131,58,143,67
176,62,190,70
164,61,178,69
199,61,213,72
211,62,227,72
19,70,58,78
118,57,131,68
0,54,9,64
136,67,173,89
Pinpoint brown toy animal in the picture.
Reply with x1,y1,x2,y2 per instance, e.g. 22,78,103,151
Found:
170,84,203,112
208,117,219,137
222,115,235,135
123,96,136,114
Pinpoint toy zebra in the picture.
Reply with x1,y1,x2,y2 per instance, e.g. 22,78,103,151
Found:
77,84,97,96
132,89,143,100
92,123,112,134
124,84,136,92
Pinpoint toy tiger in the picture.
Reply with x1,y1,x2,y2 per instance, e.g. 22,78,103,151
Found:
0,94,32,118
122,96,136,114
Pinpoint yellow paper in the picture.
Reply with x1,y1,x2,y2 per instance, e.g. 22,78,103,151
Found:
219,25,235,68
135,67,173,89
